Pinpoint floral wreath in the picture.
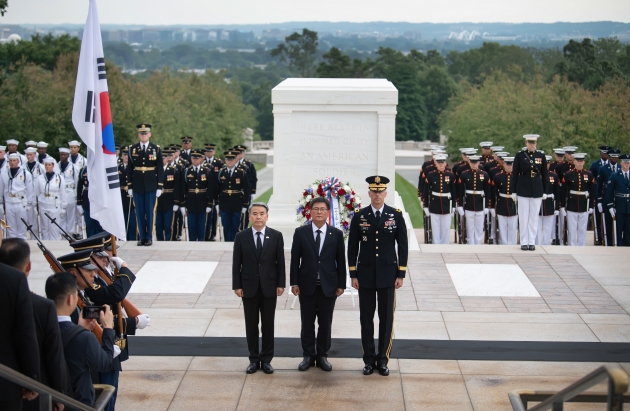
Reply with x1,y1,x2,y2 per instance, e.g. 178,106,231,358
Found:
296,177,362,237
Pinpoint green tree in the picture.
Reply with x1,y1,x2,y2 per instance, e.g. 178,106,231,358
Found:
0,0,7,16
417,66,460,140
555,38,623,90
270,28,319,77
0,33,80,71
316,47,370,78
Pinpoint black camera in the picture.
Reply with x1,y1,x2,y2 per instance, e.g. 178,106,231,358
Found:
82,305,105,319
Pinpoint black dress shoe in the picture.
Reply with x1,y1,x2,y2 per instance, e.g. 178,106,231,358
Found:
521,245,528,251
246,362,259,374
145,240,152,246
209,236,216,242
261,363,274,374
317,357,332,372
298,356,315,371
363,363,375,375
137,240,144,246
488,239,494,245
377,364,390,376
528,245,535,251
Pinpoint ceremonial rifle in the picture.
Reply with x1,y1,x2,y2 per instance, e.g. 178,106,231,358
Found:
601,210,608,246
44,212,143,318
21,218,103,342
110,235,125,348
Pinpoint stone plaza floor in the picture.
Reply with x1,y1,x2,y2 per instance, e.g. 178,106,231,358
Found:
24,231,630,410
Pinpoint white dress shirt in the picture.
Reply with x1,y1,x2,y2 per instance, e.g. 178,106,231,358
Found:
371,204,385,216
312,222,327,254
253,226,266,247
57,316,72,323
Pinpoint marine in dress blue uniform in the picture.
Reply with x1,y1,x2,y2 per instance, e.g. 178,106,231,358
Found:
605,154,630,246
127,124,164,246
347,176,408,377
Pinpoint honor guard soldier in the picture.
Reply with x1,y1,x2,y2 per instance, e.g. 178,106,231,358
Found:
417,148,448,200
118,147,136,241
36,141,56,165
512,135,548,250
24,147,45,235
68,140,87,170
556,146,577,181
492,157,518,244
180,136,194,163
550,148,565,174
590,146,612,245
213,150,251,241
77,166,103,237
605,153,630,246
6,139,26,166
453,148,475,178
421,154,456,244
127,123,164,246
35,158,66,240
538,156,561,245
479,141,494,164
597,149,620,246
156,148,180,241
456,155,491,244
0,145,8,174
204,143,223,241
179,150,213,241
0,153,34,238
233,145,257,229
55,147,80,239
560,153,595,246
347,176,408,377
483,146,504,172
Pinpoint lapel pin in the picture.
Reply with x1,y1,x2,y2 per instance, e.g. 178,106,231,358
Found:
266,236,269,239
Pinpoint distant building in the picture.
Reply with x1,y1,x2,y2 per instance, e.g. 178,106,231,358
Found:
128,30,143,43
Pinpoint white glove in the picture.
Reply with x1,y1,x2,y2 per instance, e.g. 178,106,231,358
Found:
241,207,247,213
490,208,496,217
542,194,548,200
610,208,616,219
457,206,464,216
110,256,125,270
597,203,603,213
483,208,489,215
511,193,517,202
560,207,566,216
180,207,187,216
554,210,559,216
156,189,162,198
76,205,84,216
251,194,255,201
206,207,212,213
450,208,455,215
588,208,593,214
173,205,179,212
113,345,121,359
215,204,220,213
128,189,133,197
136,314,150,329
423,207,430,216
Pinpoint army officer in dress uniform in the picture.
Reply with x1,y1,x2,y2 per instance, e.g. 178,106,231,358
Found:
156,149,181,241
511,134,548,250
605,154,630,246
347,176,408,377
204,143,223,241
127,124,164,246
212,151,251,242
179,150,213,241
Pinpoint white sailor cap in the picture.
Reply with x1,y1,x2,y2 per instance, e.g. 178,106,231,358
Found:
491,146,504,152
58,147,71,154
503,157,515,163
573,153,587,160
68,140,81,147
37,142,49,148
553,148,565,155
24,147,37,154
25,140,37,146
545,155,552,162
434,154,448,161
479,141,493,148
563,146,578,153
8,153,20,159
6,139,19,145
523,134,540,141
43,157,55,164
468,155,481,161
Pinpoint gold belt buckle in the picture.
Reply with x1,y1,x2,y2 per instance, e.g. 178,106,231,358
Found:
114,337,127,350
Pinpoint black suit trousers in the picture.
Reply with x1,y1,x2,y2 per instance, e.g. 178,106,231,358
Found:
358,286,395,366
298,285,337,358
242,284,277,364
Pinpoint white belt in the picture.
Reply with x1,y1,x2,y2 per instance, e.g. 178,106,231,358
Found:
498,193,513,198
465,190,484,197
65,184,75,189
431,192,451,198
546,194,554,199
569,190,589,197
7,192,25,198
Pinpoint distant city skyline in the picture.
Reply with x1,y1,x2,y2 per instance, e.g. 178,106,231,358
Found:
1,0,629,25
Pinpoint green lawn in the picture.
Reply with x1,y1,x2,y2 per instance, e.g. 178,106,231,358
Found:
254,187,273,204
253,161,266,171
395,173,424,228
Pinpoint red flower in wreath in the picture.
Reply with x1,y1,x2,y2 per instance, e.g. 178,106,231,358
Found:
303,191,309,197
346,204,353,210
338,188,346,195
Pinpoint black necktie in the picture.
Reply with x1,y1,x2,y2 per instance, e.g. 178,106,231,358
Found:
315,229,322,256
256,232,262,257
625,173,629,184
376,210,381,219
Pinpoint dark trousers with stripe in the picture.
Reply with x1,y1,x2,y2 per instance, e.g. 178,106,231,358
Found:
123,206,137,241
155,209,173,241
358,286,395,366
133,191,156,242
617,212,630,246
187,212,207,241
204,209,216,240
221,211,241,242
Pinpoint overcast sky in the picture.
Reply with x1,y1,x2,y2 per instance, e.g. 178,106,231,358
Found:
2,0,629,25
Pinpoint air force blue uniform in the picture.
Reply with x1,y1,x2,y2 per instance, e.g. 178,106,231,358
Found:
605,168,630,246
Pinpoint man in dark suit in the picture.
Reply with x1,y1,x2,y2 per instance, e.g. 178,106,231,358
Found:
290,197,346,372
347,176,408,377
0,238,68,411
232,202,285,374
127,123,164,246
45,271,115,408
0,247,40,410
